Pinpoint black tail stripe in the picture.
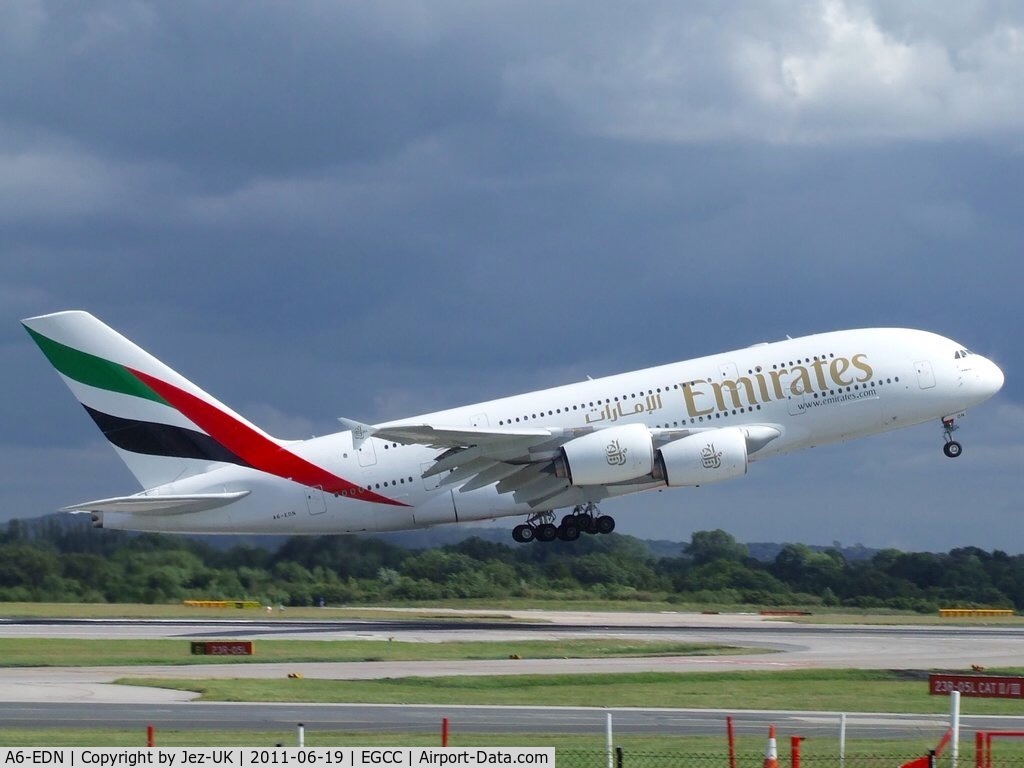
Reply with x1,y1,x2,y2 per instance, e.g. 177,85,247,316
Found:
83,405,252,467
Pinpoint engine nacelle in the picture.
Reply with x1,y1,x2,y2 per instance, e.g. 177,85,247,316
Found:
653,427,748,487
553,423,654,486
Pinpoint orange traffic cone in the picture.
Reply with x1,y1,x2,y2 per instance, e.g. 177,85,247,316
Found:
763,725,778,768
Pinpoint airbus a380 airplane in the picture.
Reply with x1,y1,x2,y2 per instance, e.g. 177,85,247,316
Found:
23,311,1003,543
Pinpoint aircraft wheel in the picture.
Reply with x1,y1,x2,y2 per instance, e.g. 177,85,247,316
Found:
536,523,558,542
596,515,616,534
943,441,963,458
558,521,581,541
512,524,535,543
582,516,599,535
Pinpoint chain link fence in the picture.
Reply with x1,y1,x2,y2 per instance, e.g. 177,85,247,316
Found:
554,750,1024,768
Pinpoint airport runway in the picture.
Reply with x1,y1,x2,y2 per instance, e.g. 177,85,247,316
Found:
1,611,1022,738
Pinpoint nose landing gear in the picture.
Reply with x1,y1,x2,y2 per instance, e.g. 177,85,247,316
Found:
942,416,963,458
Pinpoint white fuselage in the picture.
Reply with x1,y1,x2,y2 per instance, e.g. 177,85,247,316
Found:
98,328,1004,534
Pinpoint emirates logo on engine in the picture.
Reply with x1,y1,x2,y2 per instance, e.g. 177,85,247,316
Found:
700,442,723,469
605,439,628,466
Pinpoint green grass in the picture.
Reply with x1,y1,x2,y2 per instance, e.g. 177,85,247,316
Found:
785,613,1024,626
0,600,1019,624
0,637,740,667
117,669,1024,715
0,601,519,621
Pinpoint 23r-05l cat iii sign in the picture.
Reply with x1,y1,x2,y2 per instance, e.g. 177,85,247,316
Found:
930,674,1024,698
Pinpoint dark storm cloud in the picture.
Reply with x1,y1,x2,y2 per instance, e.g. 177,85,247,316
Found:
0,3,501,184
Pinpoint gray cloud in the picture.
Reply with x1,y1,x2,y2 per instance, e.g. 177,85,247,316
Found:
0,2,500,187
502,1,1024,143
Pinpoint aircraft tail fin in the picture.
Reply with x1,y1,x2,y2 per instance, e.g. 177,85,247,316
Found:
22,310,279,490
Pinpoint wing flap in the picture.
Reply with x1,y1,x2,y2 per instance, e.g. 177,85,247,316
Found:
438,457,499,487
374,422,570,495
423,447,481,478
459,462,523,492
496,463,552,494
375,423,552,449
61,491,250,515
524,486,588,510
511,475,569,506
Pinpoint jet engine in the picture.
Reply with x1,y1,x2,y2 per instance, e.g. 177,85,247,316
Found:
652,427,748,486
553,423,654,486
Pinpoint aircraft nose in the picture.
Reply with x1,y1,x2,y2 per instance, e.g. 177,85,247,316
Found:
977,356,1004,399
987,358,1005,395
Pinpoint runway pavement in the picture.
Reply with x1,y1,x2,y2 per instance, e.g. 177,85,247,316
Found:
1,610,1022,737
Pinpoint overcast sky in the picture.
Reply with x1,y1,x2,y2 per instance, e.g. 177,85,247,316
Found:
2,1,1022,552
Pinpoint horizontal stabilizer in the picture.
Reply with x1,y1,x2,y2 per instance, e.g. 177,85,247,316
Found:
61,491,250,515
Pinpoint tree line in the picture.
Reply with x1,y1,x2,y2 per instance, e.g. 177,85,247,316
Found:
0,517,1021,612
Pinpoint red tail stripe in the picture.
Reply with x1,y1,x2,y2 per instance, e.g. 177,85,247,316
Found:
129,368,408,507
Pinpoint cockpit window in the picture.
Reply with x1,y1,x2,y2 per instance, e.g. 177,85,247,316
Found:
954,348,971,359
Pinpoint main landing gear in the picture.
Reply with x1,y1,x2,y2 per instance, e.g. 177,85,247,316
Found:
511,503,616,544
942,415,963,458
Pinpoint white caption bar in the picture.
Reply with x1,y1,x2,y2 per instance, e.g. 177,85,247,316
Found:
0,749,554,768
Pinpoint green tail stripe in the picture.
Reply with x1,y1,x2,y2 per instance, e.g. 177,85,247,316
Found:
24,326,168,405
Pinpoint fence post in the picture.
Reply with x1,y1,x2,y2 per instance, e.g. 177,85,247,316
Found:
950,688,958,768
975,731,984,768
727,716,737,768
442,718,449,747
297,723,304,748
951,690,961,768
615,746,623,768
839,713,847,768
929,750,937,768
791,736,806,768
606,713,614,768
146,725,154,748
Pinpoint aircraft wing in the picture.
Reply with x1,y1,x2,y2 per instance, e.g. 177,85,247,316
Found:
372,423,553,448
367,421,715,509
61,491,251,515
371,422,579,508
